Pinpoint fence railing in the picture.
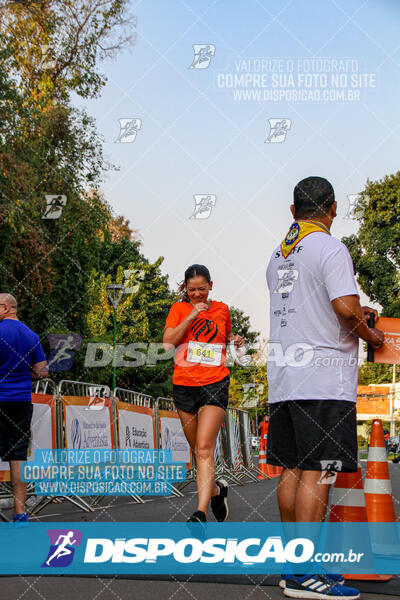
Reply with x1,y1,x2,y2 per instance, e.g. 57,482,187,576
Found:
0,379,257,520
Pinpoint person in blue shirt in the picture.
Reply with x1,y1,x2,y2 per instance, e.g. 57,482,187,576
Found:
0,293,48,524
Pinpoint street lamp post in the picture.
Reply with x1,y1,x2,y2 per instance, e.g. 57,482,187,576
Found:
105,284,125,391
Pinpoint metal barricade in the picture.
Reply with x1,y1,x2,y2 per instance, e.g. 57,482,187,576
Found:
237,408,259,481
114,388,155,460
31,379,111,516
213,428,238,483
156,397,194,497
221,409,243,484
115,388,154,407
61,380,144,509
221,408,258,483
0,481,12,522
214,431,225,474
110,387,158,505
32,377,57,395
238,408,252,468
21,379,64,518
57,379,112,464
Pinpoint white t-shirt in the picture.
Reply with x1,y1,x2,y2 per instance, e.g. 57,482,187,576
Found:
266,231,359,403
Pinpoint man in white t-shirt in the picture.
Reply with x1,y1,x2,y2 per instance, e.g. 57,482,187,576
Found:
266,176,384,599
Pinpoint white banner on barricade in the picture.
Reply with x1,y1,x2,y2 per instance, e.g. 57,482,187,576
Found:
117,401,155,450
63,397,113,449
29,401,54,457
159,410,191,466
59,393,142,508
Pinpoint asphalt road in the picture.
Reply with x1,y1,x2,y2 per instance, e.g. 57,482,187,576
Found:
1,460,399,600
2,576,400,600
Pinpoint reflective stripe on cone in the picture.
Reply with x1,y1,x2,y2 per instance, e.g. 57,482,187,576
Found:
364,478,393,495
328,468,367,523
330,488,366,508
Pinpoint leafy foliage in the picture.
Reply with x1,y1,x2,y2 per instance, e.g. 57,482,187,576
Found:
0,0,136,104
342,173,400,384
342,173,400,317
358,362,396,385
0,3,260,401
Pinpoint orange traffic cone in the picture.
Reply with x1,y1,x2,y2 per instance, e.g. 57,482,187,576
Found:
257,445,269,480
364,419,398,559
364,419,396,522
265,461,283,478
328,468,367,523
328,467,391,582
256,423,281,479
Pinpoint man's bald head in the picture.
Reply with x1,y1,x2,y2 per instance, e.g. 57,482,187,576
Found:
0,294,18,320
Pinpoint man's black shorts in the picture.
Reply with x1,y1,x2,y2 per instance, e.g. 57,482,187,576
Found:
266,400,357,472
0,401,33,461
173,375,230,414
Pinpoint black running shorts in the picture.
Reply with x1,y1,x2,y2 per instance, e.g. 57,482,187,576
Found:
0,401,33,461
173,375,230,414
266,399,357,472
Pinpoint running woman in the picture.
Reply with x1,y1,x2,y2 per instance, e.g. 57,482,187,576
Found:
163,264,244,523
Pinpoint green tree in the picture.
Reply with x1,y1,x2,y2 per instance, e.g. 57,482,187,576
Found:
225,307,266,411
79,253,175,397
358,362,396,385
0,96,115,336
0,2,135,342
343,173,400,384
342,173,400,318
0,3,263,408
229,306,259,347
0,0,136,105
228,363,268,407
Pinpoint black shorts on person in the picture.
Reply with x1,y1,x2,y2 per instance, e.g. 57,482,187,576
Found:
0,401,33,461
266,399,357,472
173,375,230,414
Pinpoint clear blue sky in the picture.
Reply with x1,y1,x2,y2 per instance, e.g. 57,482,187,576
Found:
75,0,400,342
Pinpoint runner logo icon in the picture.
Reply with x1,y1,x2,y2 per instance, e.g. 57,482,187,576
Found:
274,268,299,294
42,529,82,567
189,194,217,219
265,118,291,143
188,45,216,69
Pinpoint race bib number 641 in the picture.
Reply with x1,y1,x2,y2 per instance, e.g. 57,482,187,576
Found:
187,341,223,366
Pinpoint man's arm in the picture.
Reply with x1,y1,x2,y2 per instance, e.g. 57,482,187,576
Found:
31,360,49,380
331,295,384,348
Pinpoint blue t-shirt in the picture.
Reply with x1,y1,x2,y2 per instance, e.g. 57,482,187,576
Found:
0,319,46,401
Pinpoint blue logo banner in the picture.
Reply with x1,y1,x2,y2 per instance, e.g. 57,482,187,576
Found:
0,522,399,574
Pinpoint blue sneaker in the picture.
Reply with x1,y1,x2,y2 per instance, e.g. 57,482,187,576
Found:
13,513,29,527
280,574,345,589
284,574,359,599
279,574,293,588
325,575,345,585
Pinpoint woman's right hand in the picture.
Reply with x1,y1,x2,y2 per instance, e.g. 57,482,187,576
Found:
188,302,209,320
